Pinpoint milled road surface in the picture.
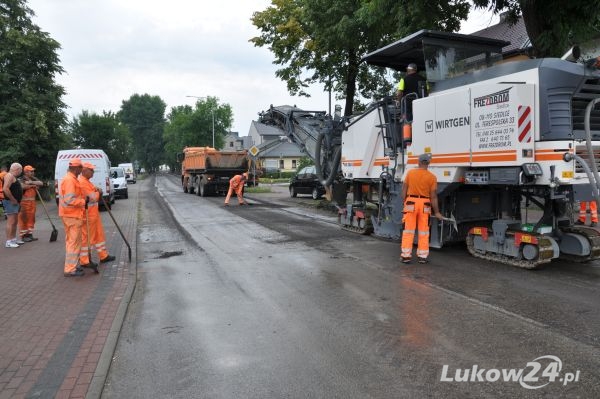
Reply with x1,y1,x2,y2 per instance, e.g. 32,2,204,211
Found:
102,174,600,398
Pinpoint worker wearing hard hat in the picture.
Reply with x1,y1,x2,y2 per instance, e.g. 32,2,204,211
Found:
396,63,428,121
59,158,85,276
400,153,443,264
224,172,249,206
18,165,44,242
79,162,116,268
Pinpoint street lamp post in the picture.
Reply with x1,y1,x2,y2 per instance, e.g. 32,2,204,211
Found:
186,95,215,148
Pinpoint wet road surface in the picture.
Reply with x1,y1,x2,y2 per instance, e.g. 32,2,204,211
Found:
102,175,600,398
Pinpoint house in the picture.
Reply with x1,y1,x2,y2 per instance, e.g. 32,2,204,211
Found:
471,13,532,61
246,120,304,173
221,131,252,151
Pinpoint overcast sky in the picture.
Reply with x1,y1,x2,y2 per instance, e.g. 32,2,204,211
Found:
27,0,498,137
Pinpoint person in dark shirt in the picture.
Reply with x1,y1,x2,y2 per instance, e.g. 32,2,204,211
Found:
396,63,427,121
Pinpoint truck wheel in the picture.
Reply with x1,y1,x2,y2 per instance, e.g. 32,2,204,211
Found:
290,186,297,198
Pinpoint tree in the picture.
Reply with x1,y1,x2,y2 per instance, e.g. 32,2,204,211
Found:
68,110,132,164
0,0,69,178
251,0,469,116
472,0,600,57
118,94,166,173
163,96,234,171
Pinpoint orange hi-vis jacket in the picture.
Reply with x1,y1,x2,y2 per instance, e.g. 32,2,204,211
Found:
229,175,244,191
59,171,85,218
18,181,38,237
79,175,109,263
78,175,100,218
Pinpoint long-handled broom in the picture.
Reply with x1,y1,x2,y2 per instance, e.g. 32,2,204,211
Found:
35,190,58,242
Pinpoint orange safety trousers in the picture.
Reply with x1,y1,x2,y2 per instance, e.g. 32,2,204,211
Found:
224,185,244,204
579,201,598,223
61,216,82,273
18,197,36,237
400,197,431,260
80,214,109,264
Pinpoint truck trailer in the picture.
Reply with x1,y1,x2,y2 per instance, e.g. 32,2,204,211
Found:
178,147,249,197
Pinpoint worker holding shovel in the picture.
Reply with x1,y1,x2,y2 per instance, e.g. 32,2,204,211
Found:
78,163,115,271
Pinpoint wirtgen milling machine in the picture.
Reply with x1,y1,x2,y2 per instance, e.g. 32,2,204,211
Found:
259,30,600,269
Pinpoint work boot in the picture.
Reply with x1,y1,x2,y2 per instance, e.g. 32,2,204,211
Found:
100,255,116,263
22,236,33,242
26,234,38,241
591,222,598,227
15,238,25,245
418,257,428,264
401,257,411,264
223,203,229,206
64,270,85,277
575,220,584,225
81,261,98,269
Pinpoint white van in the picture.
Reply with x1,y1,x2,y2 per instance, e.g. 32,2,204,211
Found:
54,149,115,208
118,163,136,184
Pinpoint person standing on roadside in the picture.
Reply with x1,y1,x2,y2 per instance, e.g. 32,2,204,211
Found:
59,158,86,277
0,165,7,219
3,163,24,248
224,172,248,206
400,153,443,264
18,165,44,242
79,162,115,268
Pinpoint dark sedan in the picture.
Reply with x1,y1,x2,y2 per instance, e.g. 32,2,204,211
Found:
289,165,326,199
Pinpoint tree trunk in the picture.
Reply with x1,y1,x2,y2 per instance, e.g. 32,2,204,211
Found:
344,49,359,116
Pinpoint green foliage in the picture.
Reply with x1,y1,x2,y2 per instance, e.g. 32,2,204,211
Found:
118,94,166,173
295,156,313,172
472,0,600,57
68,110,132,164
251,0,469,116
0,0,69,178
163,96,233,171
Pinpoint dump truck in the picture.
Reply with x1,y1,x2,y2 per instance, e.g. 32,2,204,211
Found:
177,147,250,196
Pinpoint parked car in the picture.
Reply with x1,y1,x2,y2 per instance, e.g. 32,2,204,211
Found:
110,167,128,199
289,165,325,199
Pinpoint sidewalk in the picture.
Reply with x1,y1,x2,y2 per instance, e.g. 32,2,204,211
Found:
0,192,137,399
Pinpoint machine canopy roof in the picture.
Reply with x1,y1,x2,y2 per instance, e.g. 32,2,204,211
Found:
363,30,510,83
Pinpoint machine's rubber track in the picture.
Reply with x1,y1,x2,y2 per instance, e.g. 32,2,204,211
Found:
466,231,555,270
558,226,600,262
338,215,373,235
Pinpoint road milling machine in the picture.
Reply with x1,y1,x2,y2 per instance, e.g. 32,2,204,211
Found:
258,30,600,269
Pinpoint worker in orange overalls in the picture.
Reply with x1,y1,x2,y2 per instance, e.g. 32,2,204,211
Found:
400,153,443,264
18,165,44,242
59,158,86,277
224,172,248,206
79,162,116,268
577,200,598,227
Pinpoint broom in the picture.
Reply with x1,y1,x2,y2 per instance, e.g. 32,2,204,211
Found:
36,190,58,242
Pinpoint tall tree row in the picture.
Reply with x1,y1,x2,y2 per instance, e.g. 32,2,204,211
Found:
118,94,166,174
0,0,68,177
251,0,470,116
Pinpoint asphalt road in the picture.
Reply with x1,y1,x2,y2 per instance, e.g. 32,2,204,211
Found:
102,174,600,398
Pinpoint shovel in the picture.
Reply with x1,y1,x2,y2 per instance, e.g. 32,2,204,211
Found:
100,195,132,262
35,190,58,242
85,205,99,274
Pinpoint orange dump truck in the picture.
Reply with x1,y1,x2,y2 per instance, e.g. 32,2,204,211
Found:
177,147,249,196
